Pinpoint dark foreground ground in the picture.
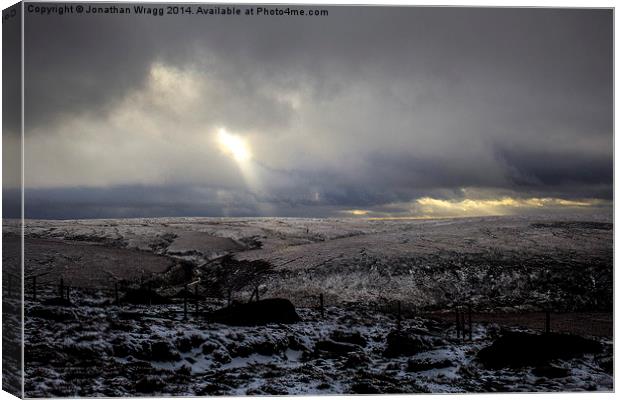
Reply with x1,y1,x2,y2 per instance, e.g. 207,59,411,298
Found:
5,215,613,395
21,289,613,396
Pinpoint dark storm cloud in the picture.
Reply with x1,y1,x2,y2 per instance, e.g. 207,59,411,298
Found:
495,146,613,192
25,7,611,127
3,4,21,135
21,185,260,219
21,6,613,218
18,185,347,219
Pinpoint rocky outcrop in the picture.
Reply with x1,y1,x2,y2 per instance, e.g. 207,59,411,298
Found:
207,298,300,326
477,331,602,369
383,329,432,358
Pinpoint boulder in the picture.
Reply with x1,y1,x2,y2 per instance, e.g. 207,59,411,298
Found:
207,298,300,326
477,331,602,369
135,376,165,393
532,365,570,378
383,330,432,358
176,335,205,353
253,337,289,356
330,330,367,347
344,352,370,369
407,358,454,372
350,382,381,394
201,342,219,355
212,349,232,364
145,341,181,361
315,339,362,357
287,335,308,352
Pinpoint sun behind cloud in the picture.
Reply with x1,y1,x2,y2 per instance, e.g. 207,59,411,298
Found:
216,128,251,162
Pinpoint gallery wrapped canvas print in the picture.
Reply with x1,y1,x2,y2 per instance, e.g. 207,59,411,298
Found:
1,2,614,397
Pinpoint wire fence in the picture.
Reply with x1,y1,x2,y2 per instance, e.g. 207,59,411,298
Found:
5,272,613,338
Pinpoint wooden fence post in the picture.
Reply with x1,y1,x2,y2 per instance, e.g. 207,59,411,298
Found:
194,285,199,314
183,284,188,320
455,307,461,339
468,304,472,341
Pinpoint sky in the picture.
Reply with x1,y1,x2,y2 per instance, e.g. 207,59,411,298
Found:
9,6,613,219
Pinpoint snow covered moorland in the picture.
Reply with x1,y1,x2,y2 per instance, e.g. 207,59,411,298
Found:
12,214,613,395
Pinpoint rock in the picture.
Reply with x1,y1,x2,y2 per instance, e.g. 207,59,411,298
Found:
207,298,301,326
176,335,204,353
202,342,219,355
330,330,367,347
385,363,401,371
532,365,570,378
344,352,370,368
189,334,206,347
227,343,254,358
383,330,432,358
406,358,454,372
212,349,232,364
407,327,434,336
288,335,308,352
315,339,363,357
176,364,192,375
350,382,381,394
254,338,288,356
135,376,165,393
149,341,181,361
477,331,602,369
176,337,193,353
226,335,289,358
112,343,131,357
